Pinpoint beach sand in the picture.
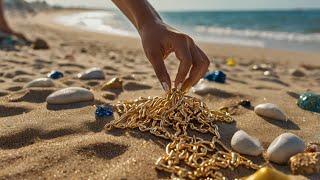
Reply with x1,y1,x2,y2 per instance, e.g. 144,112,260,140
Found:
0,9,319,179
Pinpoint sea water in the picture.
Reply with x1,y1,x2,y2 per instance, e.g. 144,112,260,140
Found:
56,10,320,53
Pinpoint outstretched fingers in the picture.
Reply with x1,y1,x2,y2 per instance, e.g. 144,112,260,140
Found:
174,41,192,89
182,43,209,91
146,50,171,91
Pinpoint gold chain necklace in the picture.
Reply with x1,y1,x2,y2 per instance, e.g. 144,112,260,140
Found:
105,89,260,179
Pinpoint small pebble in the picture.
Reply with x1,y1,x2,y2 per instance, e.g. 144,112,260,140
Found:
102,77,123,90
289,69,305,77
254,103,287,121
47,70,64,79
226,57,236,67
251,64,272,71
204,70,226,83
46,87,94,105
78,67,105,80
267,133,305,164
263,70,277,77
297,92,320,113
192,81,214,95
102,92,116,100
33,38,49,50
238,100,251,108
95,105,113,118
25,78,55,88
231,130,264,156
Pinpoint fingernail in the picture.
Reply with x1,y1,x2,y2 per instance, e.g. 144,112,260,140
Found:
177,83,182,90
161,82,169,92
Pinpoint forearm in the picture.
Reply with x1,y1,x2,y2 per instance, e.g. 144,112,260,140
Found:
112,0,162,33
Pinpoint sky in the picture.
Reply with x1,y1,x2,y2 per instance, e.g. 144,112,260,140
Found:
26,0,320,11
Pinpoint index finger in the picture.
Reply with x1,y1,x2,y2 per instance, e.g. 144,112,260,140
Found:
146,51,172,92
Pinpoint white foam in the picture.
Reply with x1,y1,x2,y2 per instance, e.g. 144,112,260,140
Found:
55,11,136,37
195,25,320,43
55,11,320,51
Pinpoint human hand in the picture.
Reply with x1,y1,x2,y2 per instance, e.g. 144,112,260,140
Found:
139,21,210,92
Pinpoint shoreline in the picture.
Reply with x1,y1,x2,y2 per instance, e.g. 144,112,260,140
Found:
51,9,320,54
41,9,320,65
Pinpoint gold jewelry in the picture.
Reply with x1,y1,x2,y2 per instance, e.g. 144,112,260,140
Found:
105,89,260,179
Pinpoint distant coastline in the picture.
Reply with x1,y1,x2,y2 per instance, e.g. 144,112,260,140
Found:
55,9,320,53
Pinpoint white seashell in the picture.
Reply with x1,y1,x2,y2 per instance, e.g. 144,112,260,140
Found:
267,133,305,164
254,103,287,121
231,130,264,156
46,87,94,104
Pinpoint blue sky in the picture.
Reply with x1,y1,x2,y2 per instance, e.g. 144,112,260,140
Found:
27,0,320,10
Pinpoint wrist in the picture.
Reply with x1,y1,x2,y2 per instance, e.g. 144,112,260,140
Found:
138,17,162,35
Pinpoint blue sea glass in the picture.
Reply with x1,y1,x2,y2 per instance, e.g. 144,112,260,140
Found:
204,71,226,83
47,70,64,79
95,105,113,118
297,92,320,113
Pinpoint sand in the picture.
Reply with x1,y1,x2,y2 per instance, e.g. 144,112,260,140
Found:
0,9,319,179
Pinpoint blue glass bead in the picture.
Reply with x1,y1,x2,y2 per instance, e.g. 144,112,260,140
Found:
47,70,64,79
95,105,113,118
297,92,320,113
204,70,226,83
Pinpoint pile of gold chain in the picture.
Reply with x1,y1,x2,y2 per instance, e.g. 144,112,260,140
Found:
105,89,260,179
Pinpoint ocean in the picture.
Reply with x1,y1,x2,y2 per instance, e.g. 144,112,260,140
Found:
56,10,320,53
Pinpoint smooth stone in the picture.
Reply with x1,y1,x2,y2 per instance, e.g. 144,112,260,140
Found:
231,130,263,156
25,78,55,88
254,103,287,121
263,70,277,77
123,82,152,91
47,70,64,80
226,57,236,67
78,67,105,80
102,92,116,100
289,69,305,77
46,87,94,105
297,92,320,113
95,105,113,118
192,81,214,95
267,133,305,164
204,70,226,83
33,38,49,50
